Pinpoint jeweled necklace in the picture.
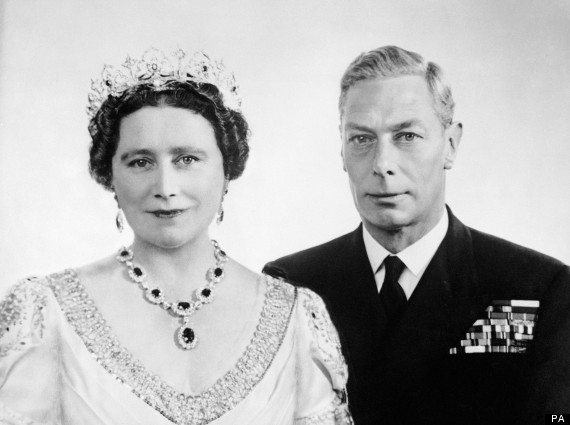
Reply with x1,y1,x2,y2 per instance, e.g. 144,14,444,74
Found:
116,240,227,350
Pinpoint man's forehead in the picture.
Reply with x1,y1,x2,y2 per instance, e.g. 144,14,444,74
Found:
342,75,438,125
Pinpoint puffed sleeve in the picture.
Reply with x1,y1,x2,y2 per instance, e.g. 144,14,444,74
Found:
0,277,54,425
294,287,353,424
0,277,48,358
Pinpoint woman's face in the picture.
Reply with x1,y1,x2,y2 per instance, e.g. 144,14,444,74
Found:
111,106,225,249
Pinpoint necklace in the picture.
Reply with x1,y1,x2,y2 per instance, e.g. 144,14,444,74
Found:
116,240,227,350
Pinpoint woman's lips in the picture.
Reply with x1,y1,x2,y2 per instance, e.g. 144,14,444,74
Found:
148,209,186,218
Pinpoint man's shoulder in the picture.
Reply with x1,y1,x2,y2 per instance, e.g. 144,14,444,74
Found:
263,229,358,281
466,225,568,291
469,226,566,269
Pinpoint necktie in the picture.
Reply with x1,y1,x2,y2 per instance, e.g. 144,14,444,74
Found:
379,256,407,324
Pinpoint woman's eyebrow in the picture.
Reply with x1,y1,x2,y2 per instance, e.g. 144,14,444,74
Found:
169,146,208,156
119,149,154,162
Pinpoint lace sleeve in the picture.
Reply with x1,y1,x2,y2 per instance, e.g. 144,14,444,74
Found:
0,277,48,357
295,287,353,425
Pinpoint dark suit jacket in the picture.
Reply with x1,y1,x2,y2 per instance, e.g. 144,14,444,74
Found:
263,208,570,425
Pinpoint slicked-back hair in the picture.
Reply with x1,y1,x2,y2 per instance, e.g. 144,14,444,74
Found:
339,45,455,127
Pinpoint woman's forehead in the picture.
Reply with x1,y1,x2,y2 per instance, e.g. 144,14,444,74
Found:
118,106,217,151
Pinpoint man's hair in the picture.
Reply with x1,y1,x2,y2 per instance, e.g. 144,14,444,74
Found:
339,45,455,126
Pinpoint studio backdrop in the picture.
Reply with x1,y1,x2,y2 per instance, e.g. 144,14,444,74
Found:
0,0,568,291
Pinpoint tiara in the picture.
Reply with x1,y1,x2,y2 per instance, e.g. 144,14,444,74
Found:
87,48,242,118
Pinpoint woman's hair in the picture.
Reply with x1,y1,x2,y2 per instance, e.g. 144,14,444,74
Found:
88,81,249,191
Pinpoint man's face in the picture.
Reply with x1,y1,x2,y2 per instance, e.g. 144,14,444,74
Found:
341,75,461,240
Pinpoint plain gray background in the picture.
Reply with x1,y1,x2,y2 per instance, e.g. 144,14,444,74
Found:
0,0,569,292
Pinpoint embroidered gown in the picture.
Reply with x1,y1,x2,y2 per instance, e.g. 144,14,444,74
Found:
0,271,352,425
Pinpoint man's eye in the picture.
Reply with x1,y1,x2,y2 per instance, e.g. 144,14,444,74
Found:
397,132,421,142
349,135,374,145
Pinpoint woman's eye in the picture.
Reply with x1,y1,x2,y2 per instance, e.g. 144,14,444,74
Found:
129,158,151,168
178,156,197,165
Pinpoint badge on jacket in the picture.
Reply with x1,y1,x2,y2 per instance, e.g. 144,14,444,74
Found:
450,300,539,354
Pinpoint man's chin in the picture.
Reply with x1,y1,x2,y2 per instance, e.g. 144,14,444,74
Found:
362,210,412,233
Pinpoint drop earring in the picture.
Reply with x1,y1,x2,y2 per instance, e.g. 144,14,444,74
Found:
216,180,229,225
216,205,224,224
116,209,125,232
113,191,125,232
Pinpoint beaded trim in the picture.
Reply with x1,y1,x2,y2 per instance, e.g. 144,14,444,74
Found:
296,288,352,425
46,269,297,425
0,277,47,357
299,288,348,382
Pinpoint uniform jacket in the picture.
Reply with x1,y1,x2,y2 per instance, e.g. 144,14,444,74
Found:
263,208,570,425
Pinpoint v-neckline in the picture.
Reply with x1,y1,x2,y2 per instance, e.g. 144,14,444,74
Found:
46,269,297,425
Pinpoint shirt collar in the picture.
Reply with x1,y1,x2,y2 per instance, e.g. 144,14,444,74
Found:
362,209,449,276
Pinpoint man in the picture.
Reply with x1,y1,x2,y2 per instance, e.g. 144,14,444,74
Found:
264,46,570,424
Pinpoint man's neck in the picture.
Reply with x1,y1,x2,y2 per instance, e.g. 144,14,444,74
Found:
364,208,446,254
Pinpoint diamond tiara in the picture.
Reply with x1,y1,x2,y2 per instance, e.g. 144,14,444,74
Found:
87,48,242,118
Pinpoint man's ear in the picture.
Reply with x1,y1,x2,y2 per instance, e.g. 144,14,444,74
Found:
340,123,347,172
444,122,462,170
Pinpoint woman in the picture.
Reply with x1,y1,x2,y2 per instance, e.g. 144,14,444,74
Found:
0,49,353,424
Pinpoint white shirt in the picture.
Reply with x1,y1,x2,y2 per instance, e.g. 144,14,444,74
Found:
362,210,449,299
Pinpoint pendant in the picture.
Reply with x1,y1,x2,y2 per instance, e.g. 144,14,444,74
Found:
177,323,198,350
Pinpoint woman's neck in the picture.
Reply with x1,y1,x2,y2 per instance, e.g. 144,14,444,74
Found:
129,234,217,298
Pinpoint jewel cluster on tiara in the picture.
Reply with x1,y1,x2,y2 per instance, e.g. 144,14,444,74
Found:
87,48,242,118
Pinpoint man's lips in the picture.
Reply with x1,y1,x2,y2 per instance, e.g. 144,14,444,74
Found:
366,192,407,202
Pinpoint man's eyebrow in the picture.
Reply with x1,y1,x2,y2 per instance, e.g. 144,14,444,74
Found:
119,149,154,162
344,122,375,132
389,120,426,132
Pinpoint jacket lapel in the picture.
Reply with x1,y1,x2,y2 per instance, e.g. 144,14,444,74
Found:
327,225,386,362
385,208,489,360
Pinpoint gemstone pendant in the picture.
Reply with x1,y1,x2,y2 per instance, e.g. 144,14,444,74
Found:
177,325,197,350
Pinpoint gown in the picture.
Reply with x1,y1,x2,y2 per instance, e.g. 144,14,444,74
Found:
0,270,353,425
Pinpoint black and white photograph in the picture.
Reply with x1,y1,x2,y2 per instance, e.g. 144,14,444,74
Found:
0,1,568,424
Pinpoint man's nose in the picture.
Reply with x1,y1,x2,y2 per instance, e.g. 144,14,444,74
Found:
153,164,179,199
372,139,396,177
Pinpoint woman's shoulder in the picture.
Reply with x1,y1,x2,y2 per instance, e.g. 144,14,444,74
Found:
0,273,61,317
0,274,59,357
295,286,347,378
287,284,352,423
260,273,297,302
259,275,348,385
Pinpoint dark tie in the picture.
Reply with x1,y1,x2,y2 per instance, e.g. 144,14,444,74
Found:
379,256,407,324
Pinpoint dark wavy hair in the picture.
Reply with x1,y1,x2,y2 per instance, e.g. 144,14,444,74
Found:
88,81,250,191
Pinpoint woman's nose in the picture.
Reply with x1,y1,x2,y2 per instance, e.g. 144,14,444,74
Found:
153,165,179,199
